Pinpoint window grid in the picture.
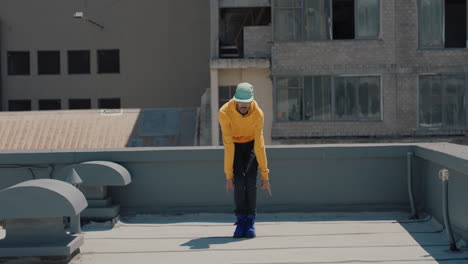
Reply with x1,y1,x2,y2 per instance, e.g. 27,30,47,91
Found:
355,0,381,40
418,0,467,49
304,76,332,120
275,75,382,122
276,77,304,121
418,74,466,129
273,0,304,41
273,0,380,41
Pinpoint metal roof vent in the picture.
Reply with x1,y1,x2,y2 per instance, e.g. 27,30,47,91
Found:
0,179,87,259
57,161,131,223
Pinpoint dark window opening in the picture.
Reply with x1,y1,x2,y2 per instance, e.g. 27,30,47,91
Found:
98,98,121,109
38,51,60,75
445,0,467,48
69,99,91,109
219,7,271,58
218,85,237,144
219,86,236,108
7,51,30,75
68,50,90,74
333,0,355,39
98,49,120,73
39,99,61,110
8,100,31,111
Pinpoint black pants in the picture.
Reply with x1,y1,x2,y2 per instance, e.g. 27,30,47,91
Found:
233,141,258,216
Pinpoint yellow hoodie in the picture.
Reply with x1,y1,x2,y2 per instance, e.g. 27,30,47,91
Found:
218,99,269,181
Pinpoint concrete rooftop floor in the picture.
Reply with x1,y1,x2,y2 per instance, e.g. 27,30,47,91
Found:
2,212,468,264
70,212,468,264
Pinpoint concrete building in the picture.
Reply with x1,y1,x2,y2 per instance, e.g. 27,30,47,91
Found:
209,0,468,145
0,0,210,111
210,0,273,145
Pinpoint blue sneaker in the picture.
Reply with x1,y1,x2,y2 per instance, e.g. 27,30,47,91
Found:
233,215,246,238
245,214,256,238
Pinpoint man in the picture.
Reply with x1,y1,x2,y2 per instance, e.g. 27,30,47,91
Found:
218,82,272,238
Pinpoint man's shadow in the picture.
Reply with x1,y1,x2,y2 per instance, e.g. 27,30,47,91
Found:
180,236,247,249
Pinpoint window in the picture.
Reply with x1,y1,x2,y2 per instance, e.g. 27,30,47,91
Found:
333,0,355,39
219,8,271,58
8,100,31,111
69,99,91,109
218,85,238,143
98,98,121,109
39,99,61,110
274,0,303,41
419,75,465,129
445,0,467,48
275,75,381,121
273,0,380,41
219,86,236,108
304,76,332,120
419,0,467,48
38,51,60,75
98,49,120,73
334,76,381,120
68,50,90,74
304,0,331,40
355,0,380,39
276,77,303,121
7,51,30,75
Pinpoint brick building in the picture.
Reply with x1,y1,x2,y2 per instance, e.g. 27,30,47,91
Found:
210,0,468,144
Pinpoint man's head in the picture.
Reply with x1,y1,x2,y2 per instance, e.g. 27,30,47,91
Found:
233,82,254,115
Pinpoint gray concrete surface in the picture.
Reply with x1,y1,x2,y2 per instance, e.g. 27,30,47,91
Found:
1,142,468,261
413,143,468,243
0,143,414,214
1,212,456,264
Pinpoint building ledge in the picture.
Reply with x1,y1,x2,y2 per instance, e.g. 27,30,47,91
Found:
210,58,270,69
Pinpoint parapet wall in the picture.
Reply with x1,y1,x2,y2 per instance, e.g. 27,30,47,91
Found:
413,144,468,243
0,143,467,242
0,144,413,213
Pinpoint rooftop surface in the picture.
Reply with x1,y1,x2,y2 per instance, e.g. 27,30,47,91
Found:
1,144,468,263
0,108,198,150
2,212,464,264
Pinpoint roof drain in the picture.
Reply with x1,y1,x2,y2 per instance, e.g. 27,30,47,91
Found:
407,152,418,219
439,168,459,251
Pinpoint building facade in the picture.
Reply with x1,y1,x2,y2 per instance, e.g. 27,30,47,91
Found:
1,0,467,146
0,0,210,111
210,0,468,144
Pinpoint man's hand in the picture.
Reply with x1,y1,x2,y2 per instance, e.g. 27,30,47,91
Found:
226,179,234,194
261,180,272,197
